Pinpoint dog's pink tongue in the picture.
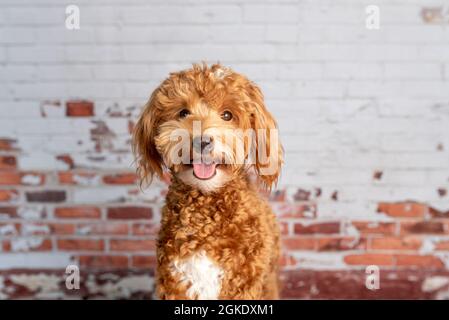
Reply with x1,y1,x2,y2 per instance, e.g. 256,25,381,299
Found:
193,163,216,179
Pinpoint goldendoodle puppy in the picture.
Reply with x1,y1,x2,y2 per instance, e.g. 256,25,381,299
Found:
133,63,283,299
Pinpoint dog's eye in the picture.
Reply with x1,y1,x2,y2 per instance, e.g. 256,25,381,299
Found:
221,111,233,121
179,109,190,118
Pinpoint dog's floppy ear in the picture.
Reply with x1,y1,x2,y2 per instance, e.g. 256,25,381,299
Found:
246,82,283,189
132,91,164,186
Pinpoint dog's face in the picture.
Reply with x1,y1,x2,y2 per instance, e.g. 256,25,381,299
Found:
133,64,283,193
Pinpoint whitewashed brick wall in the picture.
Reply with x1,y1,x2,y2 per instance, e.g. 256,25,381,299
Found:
0,0,449,299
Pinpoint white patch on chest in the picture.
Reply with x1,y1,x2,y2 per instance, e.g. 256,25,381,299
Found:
171,251,223,300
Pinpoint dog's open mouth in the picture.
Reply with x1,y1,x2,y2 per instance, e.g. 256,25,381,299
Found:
192,163,217,180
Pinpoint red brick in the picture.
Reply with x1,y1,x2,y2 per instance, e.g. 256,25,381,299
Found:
103,173,137,185
110,239,155,252
400,221,446,234
56,155,74,169
279,222,289,235
132,223,159,236
274,203,317,219
48,223,76,235
370,236,422,251
26,190,66,203
317,237,366,251
77,223,129,235
279,253,297,267
66,100,94,117
395,255,444,268
429,207,449,218
377,202,427,218
58,171,99,185
3,238,52,252
351,221,397,236
20,223,75,235
131,255,157,268
294,222,340,235
434,240,449,251
282,237,316,250
0,138,17,151
78,255,128,268
0,172,45,186
0,190,18,202
0,207,17,218
55,207,101,219
57,239,105,251
107,207,152,220
0,156,17,170
344,254,394,266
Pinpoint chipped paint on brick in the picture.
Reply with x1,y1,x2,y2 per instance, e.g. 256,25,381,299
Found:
21,174,43,186
17,206,46,220
85,274,154,299
0,224,17,236
10,237,46,252
10,273,60,292
22,224,50,236
422,276,449,292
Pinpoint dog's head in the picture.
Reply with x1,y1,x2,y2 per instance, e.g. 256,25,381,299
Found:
133,63,283,193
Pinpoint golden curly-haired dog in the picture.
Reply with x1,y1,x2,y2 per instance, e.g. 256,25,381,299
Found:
133,63,283,299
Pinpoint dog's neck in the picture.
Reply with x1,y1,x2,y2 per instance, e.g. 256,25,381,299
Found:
165,173,256,210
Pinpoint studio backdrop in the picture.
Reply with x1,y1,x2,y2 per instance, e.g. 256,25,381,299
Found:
0,0,449,299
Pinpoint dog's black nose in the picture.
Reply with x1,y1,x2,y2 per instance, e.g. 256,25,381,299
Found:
193,136,214,152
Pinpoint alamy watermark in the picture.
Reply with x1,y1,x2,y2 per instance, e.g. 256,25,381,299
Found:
365,265,380,290
65,5,80,30
167,121,280,176
65,265,80,290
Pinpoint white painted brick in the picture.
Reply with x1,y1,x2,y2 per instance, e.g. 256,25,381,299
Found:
65,45,123,62
384,63,442,80
67,82,123,99
209,26,265,43
278,63,322,79
95,26,210,44
124,82,160,99
122,5,242,24
385,26,447,44
0,27,36,43
37,65,93,81
36,27,95,44
0,101,41,118
4,7,64,26
80,6,122,25
243,5,298,23
0,253,72,270
72,187,130,203
71,153,135,170
18,152,70,170
123,44,276,62
294,81,346,98
298,4,364,24
11,83,68,99
0,47,5,62
265,26,298,43
0,65,37,81
7,46,65,63
228,63,278,81
92,64,151,81
323,63,382,80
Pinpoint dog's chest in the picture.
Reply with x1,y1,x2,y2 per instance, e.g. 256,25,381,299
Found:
170,251,224,300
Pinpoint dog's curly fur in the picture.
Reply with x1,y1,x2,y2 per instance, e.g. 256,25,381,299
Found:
133,63,283,299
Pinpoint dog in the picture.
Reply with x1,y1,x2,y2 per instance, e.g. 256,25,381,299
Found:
132,63,283,299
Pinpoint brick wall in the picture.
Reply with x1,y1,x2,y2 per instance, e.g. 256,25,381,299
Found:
1,0,449,299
